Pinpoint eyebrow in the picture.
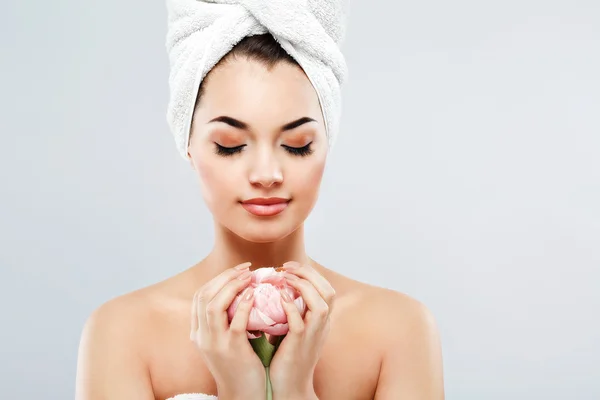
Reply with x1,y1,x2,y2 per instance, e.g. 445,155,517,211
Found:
208,116,316,131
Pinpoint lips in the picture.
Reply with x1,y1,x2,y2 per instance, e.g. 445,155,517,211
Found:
240,197,290,217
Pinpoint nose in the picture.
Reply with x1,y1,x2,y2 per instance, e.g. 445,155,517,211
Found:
248,149,283,188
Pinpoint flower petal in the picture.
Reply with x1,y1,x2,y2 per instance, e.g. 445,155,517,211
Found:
252,267,278,284
264,323,289,336
252,285,287,323
260,274,287,287
247,307,277,331
294,296,307,317
247,331,262,339
263,293,287,323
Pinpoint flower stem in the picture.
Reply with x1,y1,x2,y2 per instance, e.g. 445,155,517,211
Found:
249,335,284,400
265,366,272,400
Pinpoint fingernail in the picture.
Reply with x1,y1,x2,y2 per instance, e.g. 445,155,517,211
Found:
235,262,252,270
243,288,254,301
280,290,292,302
238,270,252,280
282,261,300,269
284,273,298,281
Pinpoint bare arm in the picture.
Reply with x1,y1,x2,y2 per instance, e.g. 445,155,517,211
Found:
374,296,445,400
75,299,155,400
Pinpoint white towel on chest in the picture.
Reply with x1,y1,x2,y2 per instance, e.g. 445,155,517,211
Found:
167,393,218,400
165,0,349,160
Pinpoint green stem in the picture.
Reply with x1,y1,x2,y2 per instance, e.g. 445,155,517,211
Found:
265,366,272,400
249,335,284,400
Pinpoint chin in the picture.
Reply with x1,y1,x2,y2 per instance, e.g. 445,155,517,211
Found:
219,208,303,243
229,222,299,244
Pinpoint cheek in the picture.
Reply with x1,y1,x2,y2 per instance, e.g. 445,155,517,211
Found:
196,158,238,204
292,158,326,197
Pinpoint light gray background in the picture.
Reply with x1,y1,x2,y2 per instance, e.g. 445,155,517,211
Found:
1,0,599,398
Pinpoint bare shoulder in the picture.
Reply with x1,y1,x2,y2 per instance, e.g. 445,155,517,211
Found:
324,267,438,335
78,274,190,356
79,287,157,348
323,268,445,398
76,290,150,399
75,277,187,399
360,283,438,338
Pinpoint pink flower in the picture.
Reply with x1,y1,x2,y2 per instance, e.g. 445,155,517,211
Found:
227,267,306,338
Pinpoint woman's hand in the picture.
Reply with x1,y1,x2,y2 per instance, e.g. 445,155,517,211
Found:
269,262,336,400
191,262,266,400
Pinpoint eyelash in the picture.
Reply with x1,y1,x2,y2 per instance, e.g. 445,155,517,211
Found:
214,143,314,157
282,143,314,157
214,144,245,156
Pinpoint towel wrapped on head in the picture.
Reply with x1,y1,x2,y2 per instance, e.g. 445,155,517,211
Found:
165,0,349,160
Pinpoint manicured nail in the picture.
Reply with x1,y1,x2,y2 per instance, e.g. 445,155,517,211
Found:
243,288,254,301
282,261,300,269
280,290,292,302
284,273,298,281
238,270,252,280
235,262,252,270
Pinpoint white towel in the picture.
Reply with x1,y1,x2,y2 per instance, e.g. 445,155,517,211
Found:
165,0,349,160
167,393,218,400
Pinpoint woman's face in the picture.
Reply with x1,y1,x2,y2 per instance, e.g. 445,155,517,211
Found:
188,57,328,243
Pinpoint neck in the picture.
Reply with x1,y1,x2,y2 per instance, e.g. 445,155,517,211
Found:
204,222,311,274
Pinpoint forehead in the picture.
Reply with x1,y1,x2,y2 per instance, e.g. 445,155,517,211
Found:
198,58,323,123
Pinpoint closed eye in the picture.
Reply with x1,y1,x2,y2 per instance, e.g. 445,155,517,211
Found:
282,142,313,157
214,143,245,156
214,143,313,157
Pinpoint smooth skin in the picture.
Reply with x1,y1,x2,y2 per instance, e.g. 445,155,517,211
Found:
190,262,267,399
75,56,444,400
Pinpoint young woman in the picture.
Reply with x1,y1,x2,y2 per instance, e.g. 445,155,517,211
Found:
75,33,444,400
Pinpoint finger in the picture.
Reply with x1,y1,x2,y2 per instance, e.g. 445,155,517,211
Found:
206,270,253,333
190,289,199,340
196,290,209,342
229,287,255,337
284,275,330,335
195,262,251,338
202,262,252,301
282,262,336,308
195,262,251,322
280,289,305,336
